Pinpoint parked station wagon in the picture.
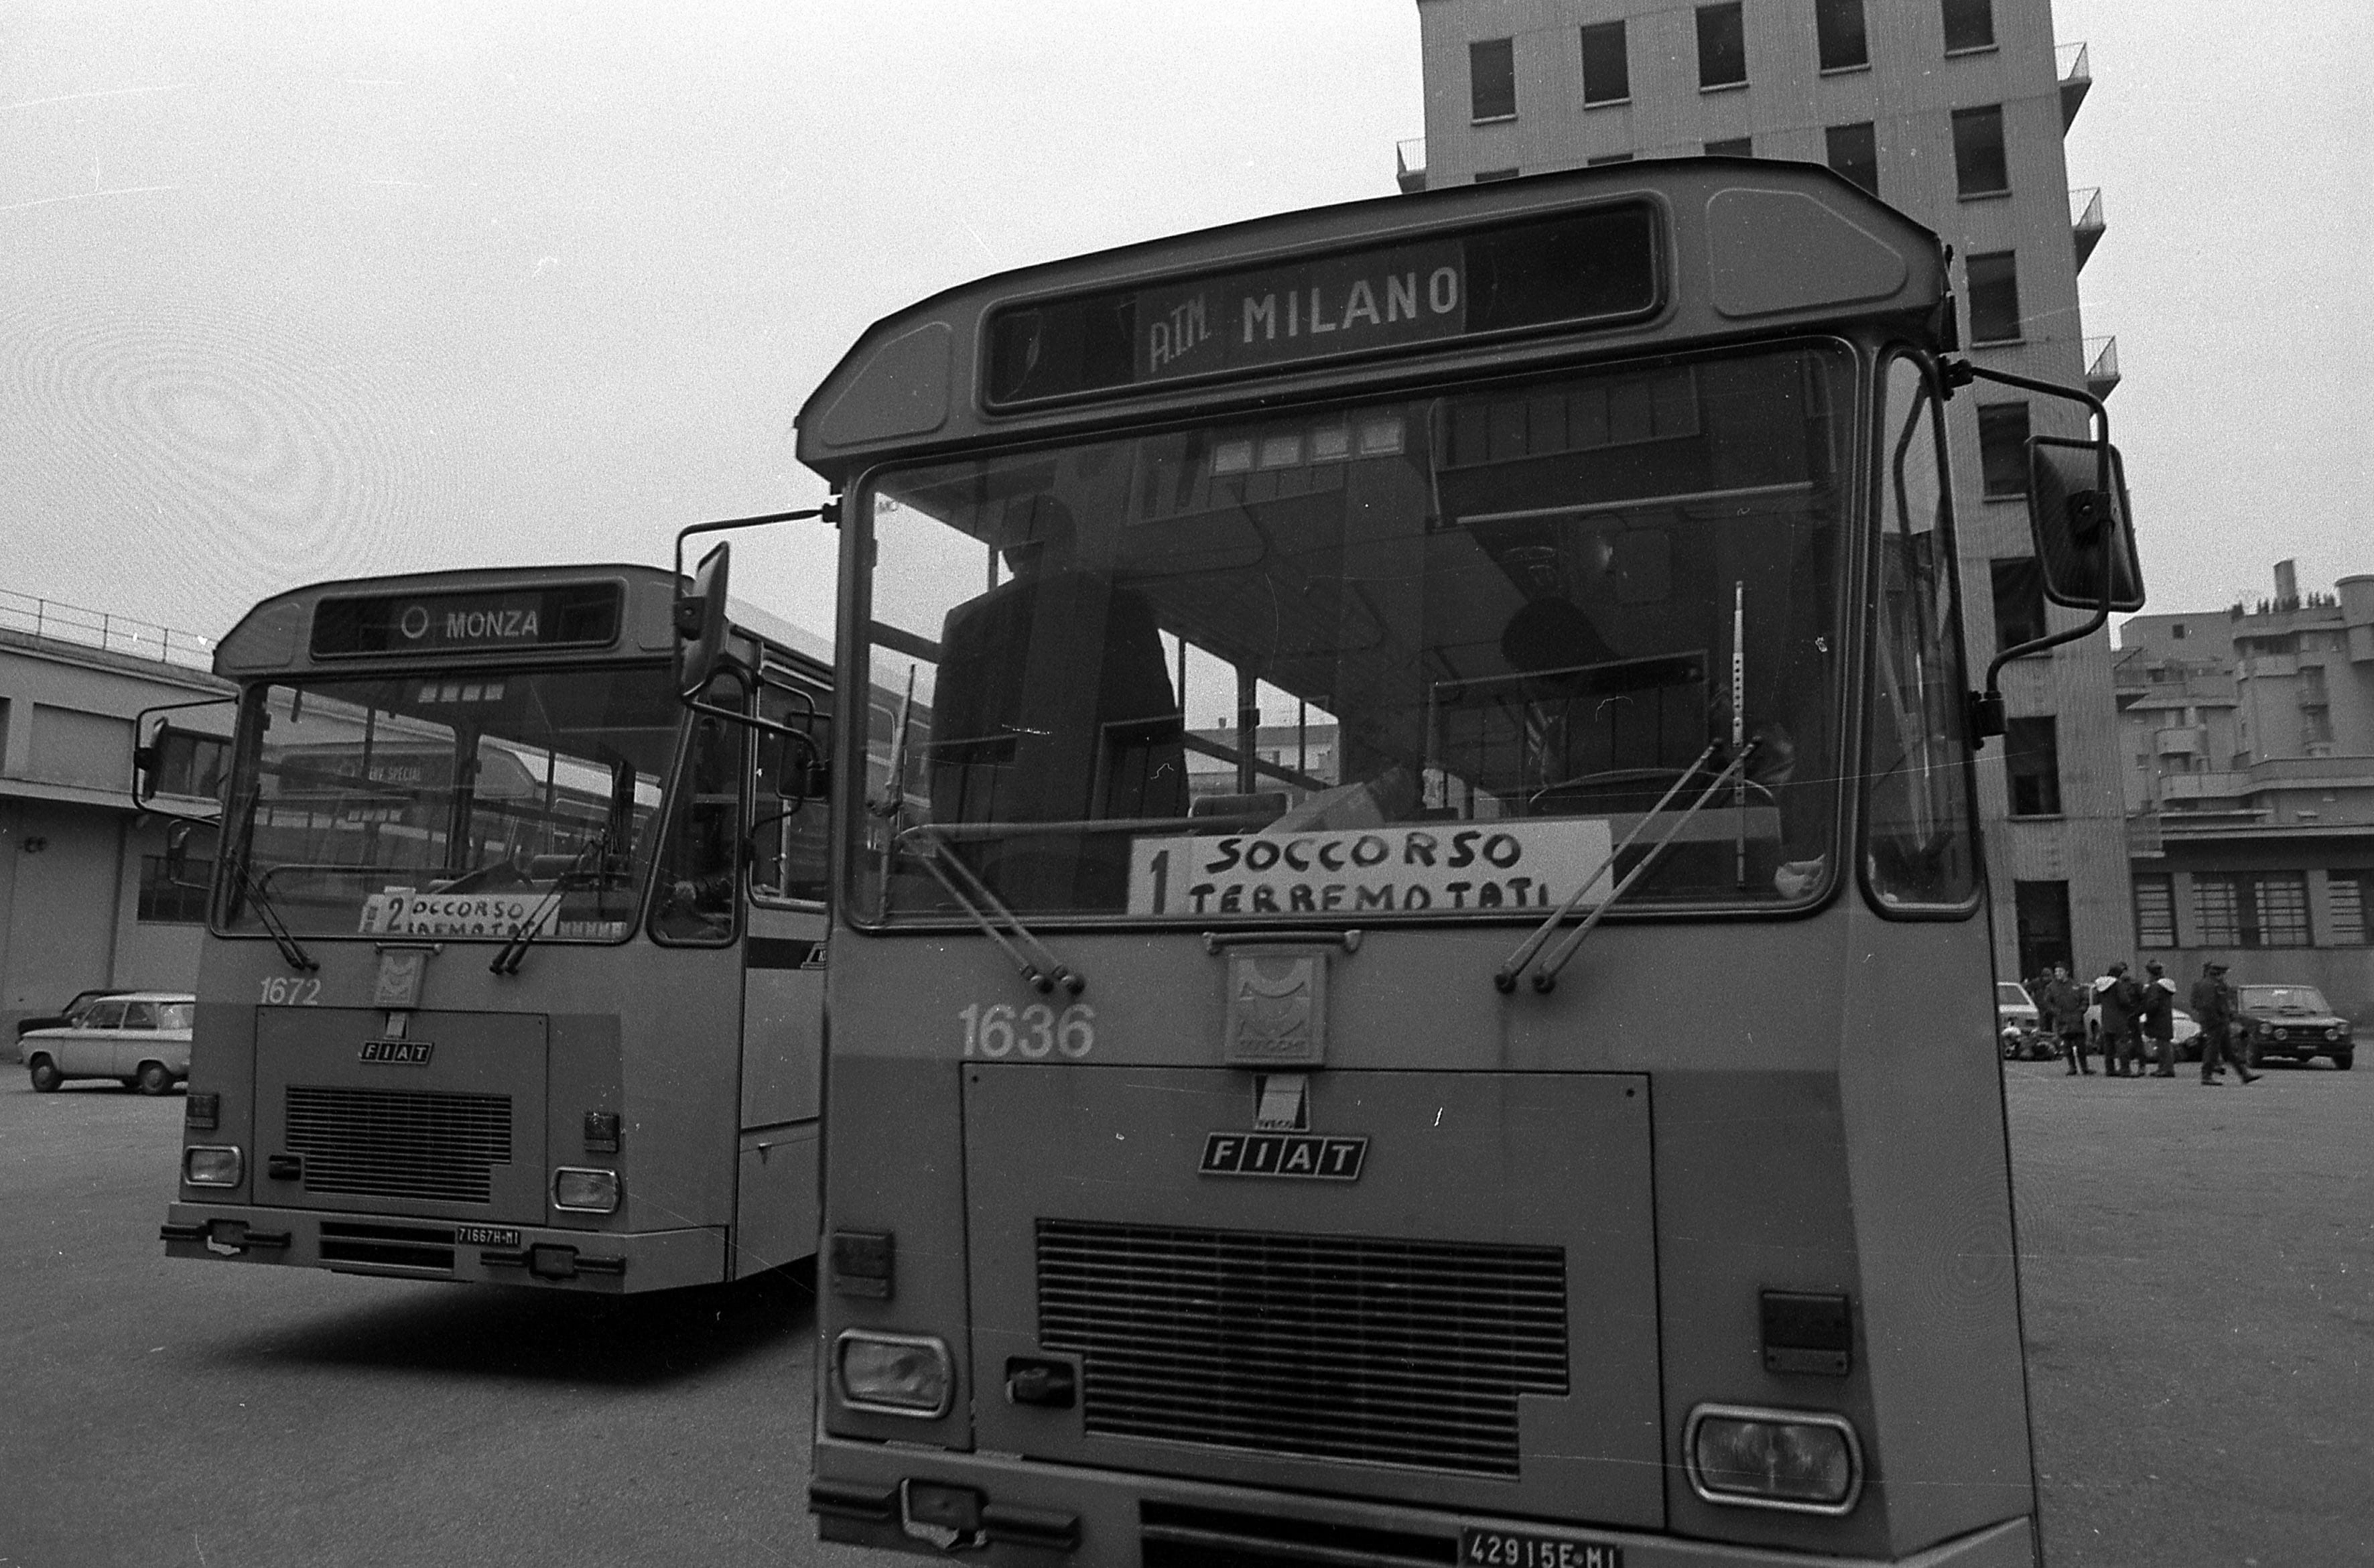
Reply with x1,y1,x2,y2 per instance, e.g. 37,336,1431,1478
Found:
19,992,194,1095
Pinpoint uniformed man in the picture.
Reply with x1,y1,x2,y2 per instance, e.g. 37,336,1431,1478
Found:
2139,959,2179,1077
2188,961,2257,1086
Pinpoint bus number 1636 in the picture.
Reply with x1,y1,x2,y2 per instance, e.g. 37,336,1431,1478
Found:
958,1002,1095,1059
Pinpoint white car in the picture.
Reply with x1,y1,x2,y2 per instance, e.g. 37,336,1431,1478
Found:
19,992,193,1096
1997,982,2048,1059
2084,995,2203,1058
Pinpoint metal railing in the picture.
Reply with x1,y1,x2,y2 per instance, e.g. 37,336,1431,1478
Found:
1395,137,1427,195
2069,186,2103,228
2057,42,2091,128
0,588,215,671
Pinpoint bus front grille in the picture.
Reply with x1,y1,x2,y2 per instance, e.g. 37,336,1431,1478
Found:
1036,1220,1569,1478
285,1087,513,1205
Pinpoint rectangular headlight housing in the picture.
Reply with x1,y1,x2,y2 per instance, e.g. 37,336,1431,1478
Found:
551,1167,621,1212
836,1330,953,1418
1685,1404,1861,1514
183,1145,243,1187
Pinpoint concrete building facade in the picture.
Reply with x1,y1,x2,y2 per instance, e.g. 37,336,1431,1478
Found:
0,598,231,1043
2112,565,2374,1021
1402,0,2130,981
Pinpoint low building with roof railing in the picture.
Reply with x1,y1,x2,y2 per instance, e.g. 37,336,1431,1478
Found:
0,591,233,1043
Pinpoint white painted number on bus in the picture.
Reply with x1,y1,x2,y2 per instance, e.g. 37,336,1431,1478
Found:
960,1002,1094,1059
258,978,322,1006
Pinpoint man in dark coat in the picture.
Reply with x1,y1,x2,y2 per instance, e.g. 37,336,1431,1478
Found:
2139,959,2179,1077
2095,962,2145,1077
2041,964,2089,1075
2188,961,2258,1086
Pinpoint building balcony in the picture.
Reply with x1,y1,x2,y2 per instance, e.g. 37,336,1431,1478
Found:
1396,137,1427,196
2070,186,2106,273
2058,42,2091,129
2159,771,2249,804
2085,336,2120,401
2156,726,2206,757
2238,653,2298,679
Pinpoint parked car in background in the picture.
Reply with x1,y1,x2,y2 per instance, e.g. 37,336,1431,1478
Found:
19,993,194,1094
2232,984,2354,1069
1998,981,2050,1059
14,988,133,1040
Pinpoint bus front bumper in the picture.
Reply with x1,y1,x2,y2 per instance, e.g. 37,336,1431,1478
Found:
160,1201,724,1293
810,1439,2037,1568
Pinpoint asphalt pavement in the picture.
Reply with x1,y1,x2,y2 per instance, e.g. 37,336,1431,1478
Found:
3,1059,2368,1567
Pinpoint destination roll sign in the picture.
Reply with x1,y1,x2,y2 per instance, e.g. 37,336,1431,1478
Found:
312,582,622,658
986,202,1660,406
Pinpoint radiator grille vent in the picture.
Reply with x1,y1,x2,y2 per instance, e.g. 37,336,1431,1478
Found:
1037,1220,1568,1478
285,1087,512,1205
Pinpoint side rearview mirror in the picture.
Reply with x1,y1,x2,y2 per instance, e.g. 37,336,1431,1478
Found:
131,706,233,824
773,729,831,803
675,542,736,695
2028,436,2144,612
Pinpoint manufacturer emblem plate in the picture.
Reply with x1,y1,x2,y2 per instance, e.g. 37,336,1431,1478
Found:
1199,1132,1367,1181
1223,948,1326,1066
359,1039,434,1065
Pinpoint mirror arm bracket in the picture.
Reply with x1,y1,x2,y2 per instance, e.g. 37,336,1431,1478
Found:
670,506,828,641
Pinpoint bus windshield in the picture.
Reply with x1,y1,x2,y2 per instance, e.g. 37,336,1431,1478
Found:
859,342,1853,924
219,664,679,941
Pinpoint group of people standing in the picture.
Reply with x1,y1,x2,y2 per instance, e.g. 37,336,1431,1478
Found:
2030,959,2259,1085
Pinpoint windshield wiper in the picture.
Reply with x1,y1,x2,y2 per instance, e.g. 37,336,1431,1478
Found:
489,829,608,976
239,860,318,973
1494,741,1755,994
907,828,1084,996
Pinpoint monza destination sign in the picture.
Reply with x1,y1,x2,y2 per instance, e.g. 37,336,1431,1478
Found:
1128,818,1615,919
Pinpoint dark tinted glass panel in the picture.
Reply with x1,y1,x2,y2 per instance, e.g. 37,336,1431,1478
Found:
1697,3,1747,86
2005,716,2062,816
1942,0,1995,52
1587,152,1636,166
1990,558,2046,651
1967,251,2021,342
1817,0,1869,70
1705,137,1752,157
1825,122,1878,195
1471,38,1517,120
1581,21,1630,103
1953,105,2009,195
1474,168,1520,184
1979,402,2030,497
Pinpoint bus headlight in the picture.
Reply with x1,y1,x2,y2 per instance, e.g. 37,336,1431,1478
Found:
836,1330,953,1417
184,1146,243,1187
1685,1404,1861,1514
552,1167,621,1212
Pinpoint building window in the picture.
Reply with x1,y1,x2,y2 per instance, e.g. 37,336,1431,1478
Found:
1991,558,2047,651
1967,251,2022,342
1942,0,1995,52
1979,401,2031,498
1952,105,2010,196
1473,168,1521,184
1696,3,1747,88
1817,0,1869,70
139,854,214,924
1705,136,1752,156
1587,151,1636,166
2014,880,2072,980
2004,716,2062,815
2329,872,2372,945
2194,873,2312,948
1581,21,1630,105
2133,873,2176,948
1469,38,1518,121
1825,121,1878,196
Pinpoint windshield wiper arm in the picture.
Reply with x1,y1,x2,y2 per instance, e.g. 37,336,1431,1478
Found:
490,830,608,976
1495,743,1717,993
907,830,1085,996
239,860,318,973
1506,742,1756,996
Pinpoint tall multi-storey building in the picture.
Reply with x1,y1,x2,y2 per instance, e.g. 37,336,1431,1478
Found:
1401,0,2128,980
2111,563,2374,1018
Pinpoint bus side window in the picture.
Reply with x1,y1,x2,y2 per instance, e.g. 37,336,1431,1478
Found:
652,675,748,944
750,674,832,905
1863,353,1978,913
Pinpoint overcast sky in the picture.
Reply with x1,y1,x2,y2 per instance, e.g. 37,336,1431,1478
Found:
4,2,2366,648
